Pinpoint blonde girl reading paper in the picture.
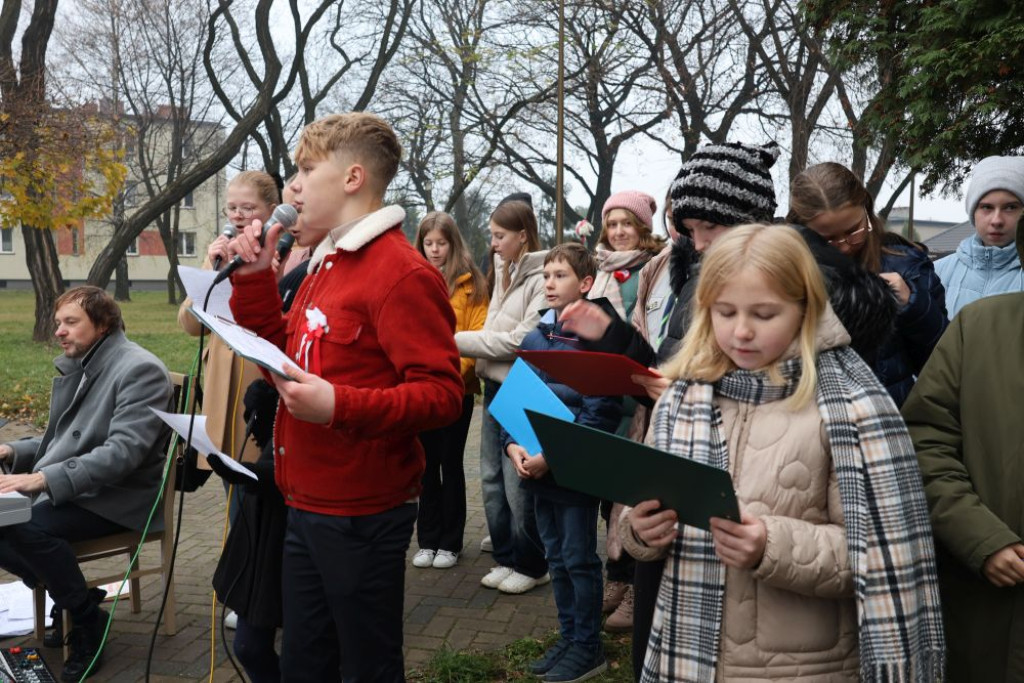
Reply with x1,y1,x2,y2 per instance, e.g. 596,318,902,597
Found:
621,224,944,682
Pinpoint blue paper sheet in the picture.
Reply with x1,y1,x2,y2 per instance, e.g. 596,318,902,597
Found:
489,358,574,456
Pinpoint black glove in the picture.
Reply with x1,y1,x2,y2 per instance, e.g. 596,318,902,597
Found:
206,453,258,488
243,379,280,449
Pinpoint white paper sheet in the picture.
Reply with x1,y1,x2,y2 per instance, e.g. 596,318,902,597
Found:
0,581,52,636
188,307,299,380
150,410,257,482
177,265,234,322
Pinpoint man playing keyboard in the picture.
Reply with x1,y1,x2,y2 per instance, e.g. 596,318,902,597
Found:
0,286,171,682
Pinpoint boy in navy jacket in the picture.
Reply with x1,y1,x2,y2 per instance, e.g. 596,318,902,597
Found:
504,243,621,682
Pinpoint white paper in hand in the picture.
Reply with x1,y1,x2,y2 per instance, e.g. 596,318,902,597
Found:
149,409,257,482
178,265,234,321
189,307,300,380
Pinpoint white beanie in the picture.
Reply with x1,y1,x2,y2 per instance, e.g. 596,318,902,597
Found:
965,156,1024,225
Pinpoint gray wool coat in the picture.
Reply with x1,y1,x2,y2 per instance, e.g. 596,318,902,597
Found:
5,330,172,531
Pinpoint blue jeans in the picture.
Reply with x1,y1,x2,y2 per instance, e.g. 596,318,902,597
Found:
535,496,602,648
480,380,547,578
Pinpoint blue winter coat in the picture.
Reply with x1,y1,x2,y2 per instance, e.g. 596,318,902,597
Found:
875,241,949,406
934,235,1024,318
502,301,622,505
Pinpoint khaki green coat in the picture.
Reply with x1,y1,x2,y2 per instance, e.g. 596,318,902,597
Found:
902,292,1024,683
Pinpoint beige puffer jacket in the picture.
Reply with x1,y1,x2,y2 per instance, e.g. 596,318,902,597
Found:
455,250,548,383
623,309,860,681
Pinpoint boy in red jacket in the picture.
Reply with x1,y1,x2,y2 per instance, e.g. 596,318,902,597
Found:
227,112,463,682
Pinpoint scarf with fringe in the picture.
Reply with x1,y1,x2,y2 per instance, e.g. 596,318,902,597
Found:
643,347,945,682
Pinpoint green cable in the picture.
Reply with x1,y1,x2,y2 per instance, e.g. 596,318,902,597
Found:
77,347,202,682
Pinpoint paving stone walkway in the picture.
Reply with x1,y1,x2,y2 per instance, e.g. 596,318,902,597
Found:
0,410,567,681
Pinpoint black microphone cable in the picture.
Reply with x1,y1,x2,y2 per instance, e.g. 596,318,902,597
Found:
143,278,222,682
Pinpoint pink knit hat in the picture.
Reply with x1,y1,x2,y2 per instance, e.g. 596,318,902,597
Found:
602,190,657,229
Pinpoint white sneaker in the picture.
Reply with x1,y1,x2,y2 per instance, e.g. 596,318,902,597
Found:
480,566,515,589
432,550,458,569
480,535,493,553
224,609,238,630
498,571,551,595
412,549,436,568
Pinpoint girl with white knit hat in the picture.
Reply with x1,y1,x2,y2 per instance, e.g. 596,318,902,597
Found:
934,155,1024,317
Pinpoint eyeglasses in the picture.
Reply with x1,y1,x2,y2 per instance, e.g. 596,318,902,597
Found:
221,205,259,219
826,212,873,248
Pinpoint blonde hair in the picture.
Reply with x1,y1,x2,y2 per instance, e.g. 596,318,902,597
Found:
415,211,488,306
294,112,402,197
597,208,665,253
229,170,280,207
661,224,827,409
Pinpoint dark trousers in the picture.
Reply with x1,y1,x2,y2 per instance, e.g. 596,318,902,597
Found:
234,616,280,683
535,497,602,649
416,395,473,553
631,557,666,680
280,504,416,683
0,501,125,617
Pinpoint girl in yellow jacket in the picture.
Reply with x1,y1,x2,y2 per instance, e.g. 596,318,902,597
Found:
621,224,944,682
412,212,489,569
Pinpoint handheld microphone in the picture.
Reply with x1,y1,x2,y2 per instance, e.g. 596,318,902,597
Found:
213,204,299,284
275,231,295,262
212,223,238,271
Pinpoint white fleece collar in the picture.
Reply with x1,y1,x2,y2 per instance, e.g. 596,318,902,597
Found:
308,205,406,272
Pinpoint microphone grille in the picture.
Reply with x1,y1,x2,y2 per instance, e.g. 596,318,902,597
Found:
274,204,299,228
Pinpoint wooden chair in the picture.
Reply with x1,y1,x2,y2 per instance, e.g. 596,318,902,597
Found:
33,372,190,651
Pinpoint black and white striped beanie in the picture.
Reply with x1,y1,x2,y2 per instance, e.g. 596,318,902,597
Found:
670,141,780,229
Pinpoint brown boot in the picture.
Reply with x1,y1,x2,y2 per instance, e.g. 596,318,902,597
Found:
604,585,633,633
602,580,628,614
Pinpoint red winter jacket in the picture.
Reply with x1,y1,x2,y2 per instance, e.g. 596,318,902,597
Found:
230,206,463,516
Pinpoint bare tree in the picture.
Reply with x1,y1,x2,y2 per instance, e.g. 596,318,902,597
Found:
56,0,223,303
726,0,905,210
384,0,562,254
621,0,768,160
494,0,673,232
82,0,285,290
208,0,414,183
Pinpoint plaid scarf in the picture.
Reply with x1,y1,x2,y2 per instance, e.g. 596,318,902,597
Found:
644,347,945,682
589,245,654,319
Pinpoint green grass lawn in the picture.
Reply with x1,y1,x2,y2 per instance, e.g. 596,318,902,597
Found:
0,290,199,426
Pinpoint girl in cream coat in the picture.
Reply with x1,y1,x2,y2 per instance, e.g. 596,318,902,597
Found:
622,225,944,682
455,196,550,595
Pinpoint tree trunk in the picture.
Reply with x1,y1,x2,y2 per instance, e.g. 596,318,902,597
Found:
114,256,130,301
21,224,64,342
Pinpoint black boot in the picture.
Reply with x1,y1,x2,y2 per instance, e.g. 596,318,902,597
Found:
45,588,106,649
60,607,107,683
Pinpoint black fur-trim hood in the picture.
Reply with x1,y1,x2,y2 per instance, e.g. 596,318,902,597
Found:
795,226,898,364
668,235,700,298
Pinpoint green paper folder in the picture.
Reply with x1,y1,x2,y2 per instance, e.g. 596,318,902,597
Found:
526,410,740,532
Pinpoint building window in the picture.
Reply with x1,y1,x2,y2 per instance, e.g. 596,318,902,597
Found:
126,237,139,256
182,190,194,209
0,227,12,253
176,231,196,257
71,228,80,256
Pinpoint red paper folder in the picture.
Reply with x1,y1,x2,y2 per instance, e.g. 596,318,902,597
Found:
516,349,661,397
